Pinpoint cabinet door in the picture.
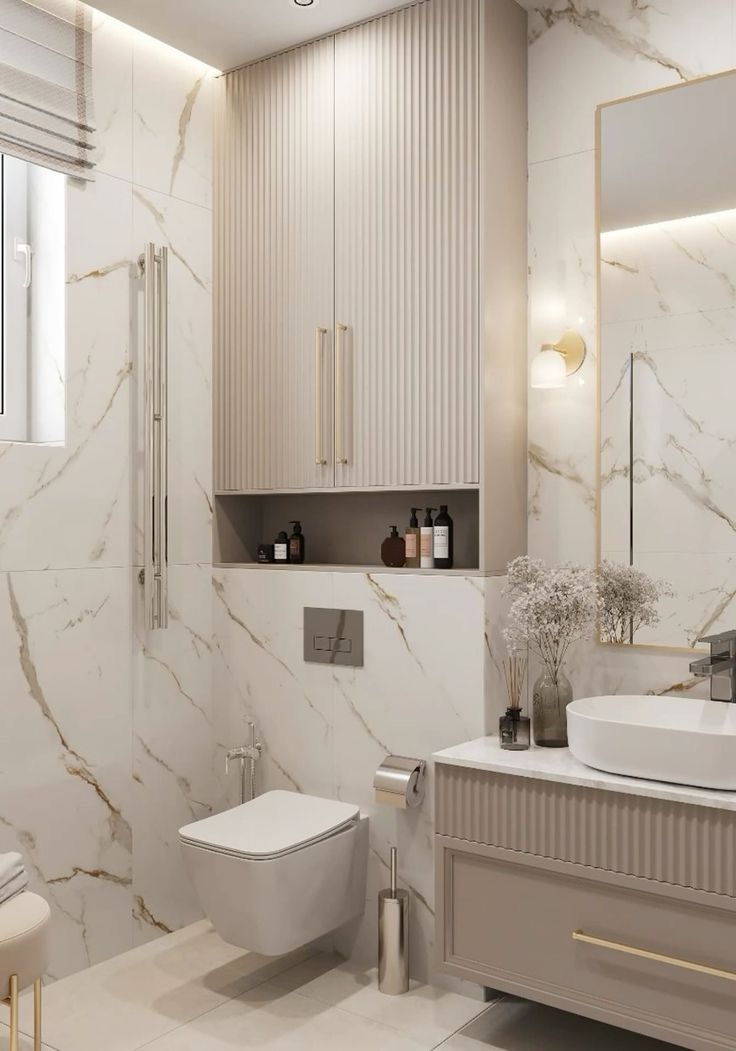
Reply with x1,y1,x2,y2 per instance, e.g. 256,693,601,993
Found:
215,39,335,491
334,0,480,488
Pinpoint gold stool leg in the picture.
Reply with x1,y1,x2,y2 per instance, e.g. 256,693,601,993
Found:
33,978,42,1051
8,974,18,1051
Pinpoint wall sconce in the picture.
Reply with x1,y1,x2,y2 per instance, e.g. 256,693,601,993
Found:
530,331,587,390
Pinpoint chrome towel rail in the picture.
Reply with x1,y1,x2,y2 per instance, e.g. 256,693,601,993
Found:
140,243,169,631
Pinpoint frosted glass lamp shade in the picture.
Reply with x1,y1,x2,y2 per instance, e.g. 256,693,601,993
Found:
531,345,567,389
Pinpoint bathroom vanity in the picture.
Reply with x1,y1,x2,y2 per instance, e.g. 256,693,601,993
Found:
433,740,736,1051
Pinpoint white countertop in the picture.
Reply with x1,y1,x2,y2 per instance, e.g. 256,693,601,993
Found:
432,736,736,813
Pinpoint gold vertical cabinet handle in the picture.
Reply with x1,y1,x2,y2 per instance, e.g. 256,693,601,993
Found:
314,327,328,466
335,323,348,465
572,930,736,983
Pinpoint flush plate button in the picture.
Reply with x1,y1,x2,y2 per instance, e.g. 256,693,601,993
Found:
304,608,364,667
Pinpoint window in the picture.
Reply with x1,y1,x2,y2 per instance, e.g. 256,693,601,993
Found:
0,155,66,445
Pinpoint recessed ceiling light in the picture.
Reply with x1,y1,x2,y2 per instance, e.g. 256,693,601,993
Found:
293,0,316,7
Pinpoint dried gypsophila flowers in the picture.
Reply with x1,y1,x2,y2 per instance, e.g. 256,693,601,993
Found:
596,560,671,644
503,556,597,682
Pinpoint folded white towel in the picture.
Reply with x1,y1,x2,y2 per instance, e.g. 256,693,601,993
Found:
0,853,28,906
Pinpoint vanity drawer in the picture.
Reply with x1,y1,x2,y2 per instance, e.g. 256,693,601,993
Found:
440,840,736,1049
435,764,736,895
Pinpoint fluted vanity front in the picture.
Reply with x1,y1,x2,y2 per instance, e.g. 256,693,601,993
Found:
433,739,736,1051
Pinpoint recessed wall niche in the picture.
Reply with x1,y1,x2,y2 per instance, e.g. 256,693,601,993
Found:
214,489,480,571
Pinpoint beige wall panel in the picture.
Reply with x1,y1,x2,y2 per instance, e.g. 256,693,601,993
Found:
479,0,528,570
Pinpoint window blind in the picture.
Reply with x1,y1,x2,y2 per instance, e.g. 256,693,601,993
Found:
0,0,94,178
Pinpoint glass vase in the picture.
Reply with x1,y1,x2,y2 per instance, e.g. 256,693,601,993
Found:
532,669,572,747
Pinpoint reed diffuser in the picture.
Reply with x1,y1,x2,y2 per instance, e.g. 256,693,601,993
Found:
499,654,530,750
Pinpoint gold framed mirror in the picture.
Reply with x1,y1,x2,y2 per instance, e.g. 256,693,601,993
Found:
596,70,736,650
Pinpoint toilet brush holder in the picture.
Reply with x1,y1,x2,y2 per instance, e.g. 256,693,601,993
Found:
378,846,409,995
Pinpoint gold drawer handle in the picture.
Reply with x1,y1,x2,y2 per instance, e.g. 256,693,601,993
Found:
572,930,736,983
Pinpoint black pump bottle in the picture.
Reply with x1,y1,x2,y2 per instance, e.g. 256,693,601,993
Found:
433,505,454,569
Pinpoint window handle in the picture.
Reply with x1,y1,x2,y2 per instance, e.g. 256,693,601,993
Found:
14,239,32,288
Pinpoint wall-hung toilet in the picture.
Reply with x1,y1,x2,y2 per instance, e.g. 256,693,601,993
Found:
179,790,368,956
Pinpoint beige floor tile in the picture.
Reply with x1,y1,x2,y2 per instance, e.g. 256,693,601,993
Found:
139,980,431,1051
15,922,313,1051
0,1022,58,1051
271,957,485,1046
440,998,681,1050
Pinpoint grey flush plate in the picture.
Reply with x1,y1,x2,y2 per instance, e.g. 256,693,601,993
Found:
304,607,364,667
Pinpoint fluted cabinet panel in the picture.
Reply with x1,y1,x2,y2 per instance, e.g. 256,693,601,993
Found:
334,0,480,488
214,41,335,491
435,766,736,897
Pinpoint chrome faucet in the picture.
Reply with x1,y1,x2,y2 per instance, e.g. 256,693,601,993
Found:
225,721,262,804
689,630,736,703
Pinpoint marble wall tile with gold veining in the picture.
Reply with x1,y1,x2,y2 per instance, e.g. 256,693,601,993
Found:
212,568,337,805
0,10,216,982
132,565,219,944
0,568,133,979
132,35,216,209
528,0,733,164
91,11,134,182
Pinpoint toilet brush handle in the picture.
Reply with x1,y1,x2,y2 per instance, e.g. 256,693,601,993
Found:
390,847,397,897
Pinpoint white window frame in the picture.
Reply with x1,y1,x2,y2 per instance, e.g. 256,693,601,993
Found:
0,155,31,443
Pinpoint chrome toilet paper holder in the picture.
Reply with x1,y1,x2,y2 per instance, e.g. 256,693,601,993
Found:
374,756,426,809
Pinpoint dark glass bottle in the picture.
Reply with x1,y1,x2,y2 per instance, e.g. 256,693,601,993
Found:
289,521,305,564
433,505,454,569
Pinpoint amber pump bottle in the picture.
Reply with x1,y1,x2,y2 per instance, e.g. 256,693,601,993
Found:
381,526,406,568
289,521,305,564
404,508,421,568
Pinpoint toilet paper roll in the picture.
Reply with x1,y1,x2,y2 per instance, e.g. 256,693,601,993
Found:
373,756,426,809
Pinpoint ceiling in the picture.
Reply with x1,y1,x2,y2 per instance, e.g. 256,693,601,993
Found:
86,0,416,71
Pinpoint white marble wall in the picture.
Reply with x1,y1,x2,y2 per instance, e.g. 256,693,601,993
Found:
212,567,501,985
526,0,734,693
0,9,217,978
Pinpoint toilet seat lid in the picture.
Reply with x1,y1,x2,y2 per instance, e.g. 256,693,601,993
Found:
179,791,360,860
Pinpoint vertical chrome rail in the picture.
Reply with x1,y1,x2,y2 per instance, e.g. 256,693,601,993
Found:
141,243,169,630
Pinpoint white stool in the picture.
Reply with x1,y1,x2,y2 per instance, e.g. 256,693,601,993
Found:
0,893,50,1051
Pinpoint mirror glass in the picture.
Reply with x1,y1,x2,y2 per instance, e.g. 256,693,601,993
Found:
599,72,736,648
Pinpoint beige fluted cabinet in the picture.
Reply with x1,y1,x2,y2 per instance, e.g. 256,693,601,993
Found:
214,0,528,571
214,36,335,492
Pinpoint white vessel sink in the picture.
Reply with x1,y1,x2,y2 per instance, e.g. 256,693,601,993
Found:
567,695,736,791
